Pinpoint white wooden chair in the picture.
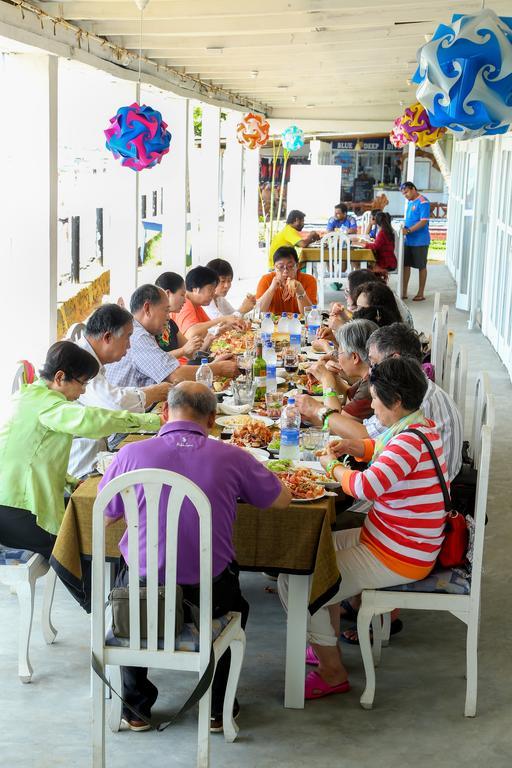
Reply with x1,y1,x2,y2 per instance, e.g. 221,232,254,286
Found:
391,221,405,299
357,424,493,717
433,291,441,316
1,364,58,682
66,322,86,342
449,346,468,425
0,548,57,682
91,469,246,768
317,231,351,309
469,372,495,468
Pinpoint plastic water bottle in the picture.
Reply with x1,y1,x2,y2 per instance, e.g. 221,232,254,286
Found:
260,312,274,344
307,305,321,344
195,358,213,389
264,342,277,393
289,313,302,353
277,312,290,336
279,397,301,460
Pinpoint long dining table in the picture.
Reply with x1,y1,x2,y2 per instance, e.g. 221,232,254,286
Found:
51,461,341,709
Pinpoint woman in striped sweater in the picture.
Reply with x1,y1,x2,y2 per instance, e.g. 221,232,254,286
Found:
277,356,449,701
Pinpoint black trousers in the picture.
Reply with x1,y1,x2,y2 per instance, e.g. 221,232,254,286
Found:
0,505,56,560
118,563,249,718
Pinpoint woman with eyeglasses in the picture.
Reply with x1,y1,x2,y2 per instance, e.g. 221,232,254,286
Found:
278,356,448,701
0,341,161,564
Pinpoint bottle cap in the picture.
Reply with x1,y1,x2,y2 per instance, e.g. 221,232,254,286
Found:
200,358,208,365
282,312,287,316
288,398,295,405
266,341,272,347
293,313,298,318
265,312,271,317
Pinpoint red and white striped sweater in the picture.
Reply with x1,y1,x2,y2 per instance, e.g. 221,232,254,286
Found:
341,421,449,580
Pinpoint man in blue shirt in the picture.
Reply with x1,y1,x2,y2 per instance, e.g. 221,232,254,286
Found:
401,182,430,301
326,203,357,234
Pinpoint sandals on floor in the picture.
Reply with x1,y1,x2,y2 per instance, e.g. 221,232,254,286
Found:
305,646,319,666
412,295,426,302
305,670,351,700
340,618,404,645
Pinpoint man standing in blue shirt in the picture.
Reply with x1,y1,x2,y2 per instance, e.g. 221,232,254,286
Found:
401,182,430,301
326,203,357,234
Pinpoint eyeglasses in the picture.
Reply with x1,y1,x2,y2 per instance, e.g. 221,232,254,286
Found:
275,263,297,272
71,377,89,387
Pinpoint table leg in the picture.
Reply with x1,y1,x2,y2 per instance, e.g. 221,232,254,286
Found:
284,574,309,709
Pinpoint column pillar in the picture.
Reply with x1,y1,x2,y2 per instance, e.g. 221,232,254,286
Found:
198,104,221,264
161,96,189,273
223,111,244,276
0,54,58,399
240,146,262,279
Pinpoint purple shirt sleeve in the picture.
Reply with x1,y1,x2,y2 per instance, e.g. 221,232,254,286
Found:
235,453,283,508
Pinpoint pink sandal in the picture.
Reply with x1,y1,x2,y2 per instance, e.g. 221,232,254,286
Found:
305,646,319,666
305,670,351,700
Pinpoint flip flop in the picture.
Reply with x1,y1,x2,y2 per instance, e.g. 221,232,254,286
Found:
340,618,404,645
305,670,351,700
412,296,426,302
305,646,319,666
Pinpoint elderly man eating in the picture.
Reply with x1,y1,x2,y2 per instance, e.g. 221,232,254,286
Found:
100,382,291,731
105,284,239,390
68,304,171,478
256,246,318,316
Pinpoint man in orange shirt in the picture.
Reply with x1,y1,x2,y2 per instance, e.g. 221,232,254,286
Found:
256,247,318,315
171,266,243,341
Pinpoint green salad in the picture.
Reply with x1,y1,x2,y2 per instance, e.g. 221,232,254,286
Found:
266,458,294,473
267,436,281,452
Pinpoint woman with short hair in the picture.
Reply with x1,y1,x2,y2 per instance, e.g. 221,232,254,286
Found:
205,258,256,319
155,272,203,360
278,356,448,700
0,341,160,561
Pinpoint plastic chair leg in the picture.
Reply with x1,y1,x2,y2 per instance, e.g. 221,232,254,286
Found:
41,569,58,645
358,606,376,710
16,578,36,683
465,618,478,717
223,630,246,743
197,685,212,768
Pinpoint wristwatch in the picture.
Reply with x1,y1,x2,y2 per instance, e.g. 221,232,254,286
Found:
318,407,338,431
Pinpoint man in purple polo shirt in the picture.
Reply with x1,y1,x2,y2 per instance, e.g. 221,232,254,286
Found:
100,381,290,732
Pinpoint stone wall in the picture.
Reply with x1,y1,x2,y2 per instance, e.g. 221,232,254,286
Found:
57,270,110,338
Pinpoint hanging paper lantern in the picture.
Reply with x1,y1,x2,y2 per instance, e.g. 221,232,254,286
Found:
281,124,305,151
400,102,447,148
389,117,409,148
412,9,512,139
236,112,270,149
104,103,172,171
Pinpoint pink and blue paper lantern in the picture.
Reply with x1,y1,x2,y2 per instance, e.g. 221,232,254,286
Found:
281,125,305,151
413,9,512,139
104,102,172,171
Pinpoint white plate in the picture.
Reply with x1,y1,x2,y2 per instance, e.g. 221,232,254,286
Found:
303,346,325,361
275,376,286,386
291,490,329,503
215,414,274,429
277,367,286,377
242,446,270,461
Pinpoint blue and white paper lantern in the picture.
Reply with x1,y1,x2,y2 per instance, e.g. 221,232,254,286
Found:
413,9,512,139
281,125,305,151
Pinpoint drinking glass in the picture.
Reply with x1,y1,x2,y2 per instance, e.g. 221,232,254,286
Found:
283,347,299,375
301,428,330,461
265,392,285,420
237,350,254,375
232,379,256,407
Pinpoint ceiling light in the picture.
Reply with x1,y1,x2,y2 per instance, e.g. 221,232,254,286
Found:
277,84,289,89
305,104,316,109
291,96,297,103
249,70,259,79
205,47,223,56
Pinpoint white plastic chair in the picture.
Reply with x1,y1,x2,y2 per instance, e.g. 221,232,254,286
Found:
431,305,450,388
359,210,372,235
2,363,58,682
91,469,245,768
391,221,405,299
317,231,351,309
0,549,57,682
470,372,495,468
66,322,86,342
357,424,493,717
433,291,441,316
449,346,468,425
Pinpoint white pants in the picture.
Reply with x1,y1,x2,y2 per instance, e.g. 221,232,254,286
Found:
277,528,415,646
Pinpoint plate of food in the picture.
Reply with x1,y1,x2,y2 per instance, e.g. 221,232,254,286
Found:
303,346,325,361
267,435,281,454
211,330,256,356
241,446,270,462
264,460,328,501
229,419,275,449
213,377,232,394
216,414,273,429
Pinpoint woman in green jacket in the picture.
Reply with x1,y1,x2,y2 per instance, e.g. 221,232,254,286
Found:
0,341,161,560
